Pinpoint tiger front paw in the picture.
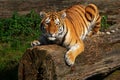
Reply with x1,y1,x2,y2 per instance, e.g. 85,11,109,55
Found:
65,51,75,66
31,40,41,47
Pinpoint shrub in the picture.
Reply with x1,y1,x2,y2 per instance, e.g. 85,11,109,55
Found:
0,10,41,42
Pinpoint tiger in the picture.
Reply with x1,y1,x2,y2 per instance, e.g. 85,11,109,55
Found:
31,4,101,66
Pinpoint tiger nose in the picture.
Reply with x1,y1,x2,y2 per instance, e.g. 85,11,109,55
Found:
52,34,55,37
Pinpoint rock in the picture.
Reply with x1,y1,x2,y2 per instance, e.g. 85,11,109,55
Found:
115,28,119,31
106,31,111,34
110,30,115,33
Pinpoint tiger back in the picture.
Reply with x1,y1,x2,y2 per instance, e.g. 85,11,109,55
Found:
64,4,101,40
31,4,101,66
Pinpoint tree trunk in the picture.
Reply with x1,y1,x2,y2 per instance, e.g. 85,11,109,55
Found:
18,24,120,80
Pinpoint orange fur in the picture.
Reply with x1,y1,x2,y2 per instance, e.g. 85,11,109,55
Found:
31,4,101,66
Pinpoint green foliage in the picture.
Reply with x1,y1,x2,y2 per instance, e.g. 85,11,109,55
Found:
0,10,41,80
101,15,110,31
0,10,41,42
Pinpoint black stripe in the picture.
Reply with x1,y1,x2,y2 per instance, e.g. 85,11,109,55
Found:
70,6,89,31
74,14,85,36
71,9,88,35
67,9,88,40
75,5,85,14
66,12,77,34
73,9,89,30
87,5,96,13
60,26,68,46
85,11,93,22
96,21,100,25
63,13,77,47
96,16,101,21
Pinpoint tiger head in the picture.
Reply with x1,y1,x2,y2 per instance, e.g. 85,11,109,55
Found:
40,11,67,41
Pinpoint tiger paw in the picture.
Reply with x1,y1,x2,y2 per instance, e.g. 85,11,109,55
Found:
65,51,75,66
31,40,41,47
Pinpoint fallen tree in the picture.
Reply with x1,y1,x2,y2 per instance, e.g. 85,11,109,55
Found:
18,24,120,80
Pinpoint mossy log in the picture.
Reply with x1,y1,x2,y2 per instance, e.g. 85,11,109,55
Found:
18,24,120,80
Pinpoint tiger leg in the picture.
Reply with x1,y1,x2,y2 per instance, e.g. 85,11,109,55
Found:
31,34,50,47
31,40,41,47
65,40,84,66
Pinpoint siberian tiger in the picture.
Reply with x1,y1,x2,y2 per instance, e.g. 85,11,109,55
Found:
31,4,101,66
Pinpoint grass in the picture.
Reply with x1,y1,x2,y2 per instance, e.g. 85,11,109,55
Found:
0,39,31,80
0,38,30,70
0,10,41,80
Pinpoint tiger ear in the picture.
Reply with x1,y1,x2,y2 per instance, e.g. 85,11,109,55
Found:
59,11,66,19
40,11,47,18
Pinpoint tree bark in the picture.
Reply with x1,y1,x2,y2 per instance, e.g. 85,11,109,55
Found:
18,24,120,80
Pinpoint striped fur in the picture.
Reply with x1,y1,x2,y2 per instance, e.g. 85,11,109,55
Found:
31,4,101,66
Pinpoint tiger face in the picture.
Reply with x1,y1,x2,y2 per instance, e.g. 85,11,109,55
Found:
40,11,67,41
